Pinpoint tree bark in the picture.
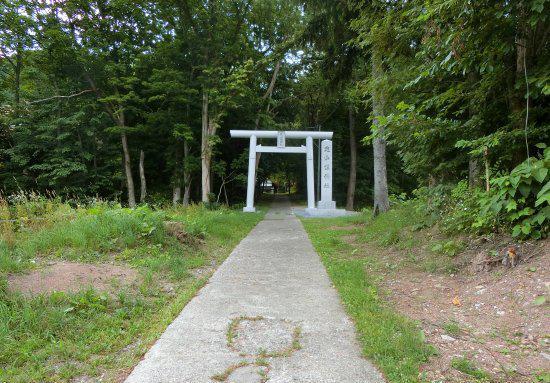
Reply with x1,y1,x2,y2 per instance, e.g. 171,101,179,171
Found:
254,60,282,170
346,107,357,211
371,47,390,215
467,72,482,189
139,150,146,203
468,157,481,189
172,144,182,206
254,60,281,129
183,139,191,206
14,48,22,113
512,32,530,163
121,132,136,208
201,89,211,202
484,147,490,192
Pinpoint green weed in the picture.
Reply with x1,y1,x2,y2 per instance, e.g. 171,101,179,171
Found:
442,320,462,336
450,357,491,380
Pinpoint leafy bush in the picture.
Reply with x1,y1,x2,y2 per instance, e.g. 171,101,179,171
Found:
480,145,550,239
440,181,493,234
411,183,492,235
410,147,549,240
430,239,465,257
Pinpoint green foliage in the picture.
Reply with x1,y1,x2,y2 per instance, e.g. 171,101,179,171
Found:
442,321,461,337
450,357,491,381
481,147,550,239
411,182,495,235
430,239,464,258
410,166,550,240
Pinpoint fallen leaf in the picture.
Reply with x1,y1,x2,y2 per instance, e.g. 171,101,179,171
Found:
452,296,461,306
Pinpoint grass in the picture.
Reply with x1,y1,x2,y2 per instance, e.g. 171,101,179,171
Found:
450,357,491,381
301,211,435,383
442,320,462,337
0,199,264,382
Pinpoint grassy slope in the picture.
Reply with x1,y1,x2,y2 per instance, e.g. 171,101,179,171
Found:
301,207,435,383
0,203,264,382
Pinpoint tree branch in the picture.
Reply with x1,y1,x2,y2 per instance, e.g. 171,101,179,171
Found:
27,89,93,104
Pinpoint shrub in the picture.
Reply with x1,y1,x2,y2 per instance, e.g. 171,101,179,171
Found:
440,181,493,235
480,145,550,239
411,183,494,235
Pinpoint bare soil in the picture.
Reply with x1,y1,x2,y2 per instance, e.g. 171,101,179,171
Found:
344,225,549,382
8,261,139,296
383,246,549,382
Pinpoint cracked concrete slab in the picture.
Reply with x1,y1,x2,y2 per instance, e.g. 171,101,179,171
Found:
124,197,384,383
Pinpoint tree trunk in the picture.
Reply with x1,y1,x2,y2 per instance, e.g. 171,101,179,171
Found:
14,47,22,116
484,147,490,192
121,132,136,208
183,140,191,206
201,89,211,202
172,145,182,206
139,150,146,203
346,107,357,211
468,157,481,189
512,33,530,163
254,60,281,129
467,72,482,189
254,60,282,171
371,47,390,215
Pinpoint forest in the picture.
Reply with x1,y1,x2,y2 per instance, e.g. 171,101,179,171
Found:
1,1,550,382
1,0,549,238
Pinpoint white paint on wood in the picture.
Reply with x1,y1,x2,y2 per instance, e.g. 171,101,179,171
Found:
256,145,306,153
277,131,286,148
230,130,332,139
233,130,338,213
306,136,315,209
244,135,257,212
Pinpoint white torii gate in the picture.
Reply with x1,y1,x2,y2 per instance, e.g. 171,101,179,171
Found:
230,130,337,213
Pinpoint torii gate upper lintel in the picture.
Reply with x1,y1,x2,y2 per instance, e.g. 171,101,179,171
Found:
230,130,337,213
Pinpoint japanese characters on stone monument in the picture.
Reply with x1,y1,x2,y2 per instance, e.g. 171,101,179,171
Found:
318,139,336,209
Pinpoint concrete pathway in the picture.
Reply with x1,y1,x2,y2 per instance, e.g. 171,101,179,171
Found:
125,198,384,383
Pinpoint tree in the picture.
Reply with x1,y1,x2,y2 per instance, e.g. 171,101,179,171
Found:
42,0,162,206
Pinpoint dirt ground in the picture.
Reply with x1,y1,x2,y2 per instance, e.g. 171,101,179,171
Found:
364,234,549,382
7,261,139,296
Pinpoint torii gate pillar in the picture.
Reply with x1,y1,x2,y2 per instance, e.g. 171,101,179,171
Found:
243,134,257,212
